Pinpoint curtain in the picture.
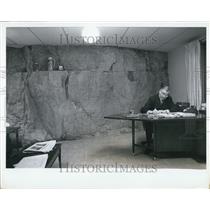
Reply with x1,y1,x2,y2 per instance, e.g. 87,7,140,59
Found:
185,40,202,109
200,42,206,102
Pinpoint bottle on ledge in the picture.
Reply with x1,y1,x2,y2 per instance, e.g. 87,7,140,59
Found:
33,62,39,72
48,57,55,71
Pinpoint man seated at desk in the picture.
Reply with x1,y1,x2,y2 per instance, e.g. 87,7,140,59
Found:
140,83,176,148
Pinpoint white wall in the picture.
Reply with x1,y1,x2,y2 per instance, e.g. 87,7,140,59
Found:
168,46,188,103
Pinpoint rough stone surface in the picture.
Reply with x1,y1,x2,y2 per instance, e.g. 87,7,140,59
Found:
7,46,168,143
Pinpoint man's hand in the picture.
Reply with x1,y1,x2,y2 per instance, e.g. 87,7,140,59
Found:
146,109,158,115
146,110,153,115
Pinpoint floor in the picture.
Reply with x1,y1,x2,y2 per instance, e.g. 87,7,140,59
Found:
52,130,206,169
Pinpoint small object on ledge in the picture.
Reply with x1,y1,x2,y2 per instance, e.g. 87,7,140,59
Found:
129,109,134,115
58,65,64,71
33,62,39,71
48,57,55,71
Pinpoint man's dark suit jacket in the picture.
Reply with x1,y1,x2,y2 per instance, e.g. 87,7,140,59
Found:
141,94,176,113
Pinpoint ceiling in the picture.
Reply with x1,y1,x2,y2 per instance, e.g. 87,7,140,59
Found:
6,27,206,52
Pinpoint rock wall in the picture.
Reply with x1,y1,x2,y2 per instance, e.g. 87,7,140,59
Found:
7,46,168,143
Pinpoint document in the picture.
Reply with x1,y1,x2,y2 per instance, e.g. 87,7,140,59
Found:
14,154,48,168
23,140,56,153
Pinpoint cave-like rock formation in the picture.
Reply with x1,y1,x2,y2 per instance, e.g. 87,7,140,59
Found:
7,46,168,143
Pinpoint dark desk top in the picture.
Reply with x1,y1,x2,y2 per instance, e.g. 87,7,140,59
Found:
104,113,206,122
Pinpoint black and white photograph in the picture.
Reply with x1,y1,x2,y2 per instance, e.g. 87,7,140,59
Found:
5,25,207,166
0,22,209,188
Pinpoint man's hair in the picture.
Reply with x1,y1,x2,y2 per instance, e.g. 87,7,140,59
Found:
160,82,169,89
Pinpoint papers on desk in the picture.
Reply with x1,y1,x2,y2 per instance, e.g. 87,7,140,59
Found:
23,140,56,153
125,111,196,119
147,111,196,119
14,154,48,168
147,109,170,115
174,112,196,117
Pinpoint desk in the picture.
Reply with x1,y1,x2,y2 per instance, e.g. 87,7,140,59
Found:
8,142,62,168
104,113,205,161
46,142,62,168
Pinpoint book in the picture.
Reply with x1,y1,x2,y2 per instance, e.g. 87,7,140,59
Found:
23,140,56,153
